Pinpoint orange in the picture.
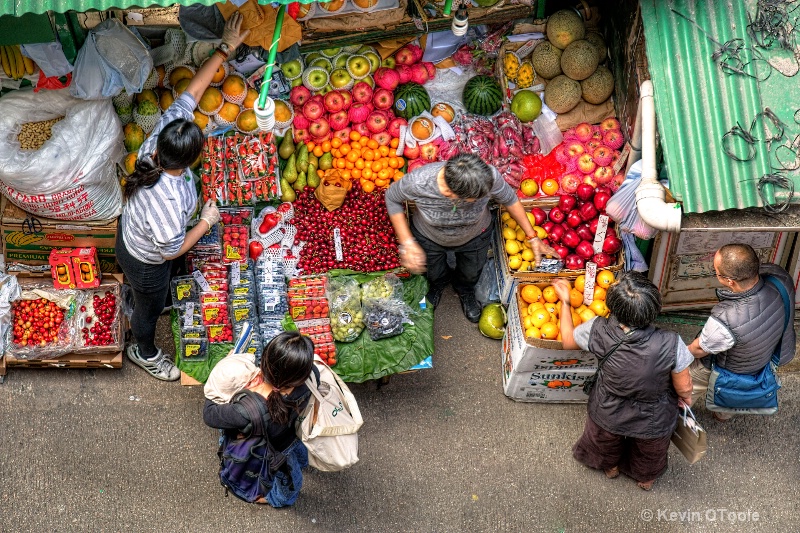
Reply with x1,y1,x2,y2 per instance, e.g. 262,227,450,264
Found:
359,137,369,147
331,137,342,149
375,178,390,188
541,178,559,196
317,169,325,178
378,145,390,157
579,308,597,323
521,285,542,304
352,169,362,179
198,87,223,114
371,161,382,172
571,310,582,327
593,286,607,301
367,139,379,150
332,149,342,159
221,75,246,98
393,171,404,180
540,322,559,340
569,289,584,308
362,168,373,180
313,146,324,157
336,159,346,169
349,130,361,141
526,326,542,339
355,159,365,170
217,102,241,123
596,270,615,289
362,180,375,193
306,141,316,152
346,161,354,169
390,138,399,148
574,275,586,293
211,64,227,84
542,286,559,303
242,88,258,110
589,300,609,317
321,141,332,153
363,150,375,161
530,309,550,328
341,170,351,180
339,144,351,155
346,150,360,163
388,157,399,169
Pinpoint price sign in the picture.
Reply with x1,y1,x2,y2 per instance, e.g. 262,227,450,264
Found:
333,227,343,262
192,270,211,293
583,262,597,305
592,215,610,254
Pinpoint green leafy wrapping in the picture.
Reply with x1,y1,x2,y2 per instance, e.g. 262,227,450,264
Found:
173,274,433,384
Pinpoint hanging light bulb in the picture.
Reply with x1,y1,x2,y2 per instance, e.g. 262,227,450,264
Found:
452,5,469,36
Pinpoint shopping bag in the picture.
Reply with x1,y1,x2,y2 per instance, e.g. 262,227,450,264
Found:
671,405,707,464
314,169,351,212
297,356,363,471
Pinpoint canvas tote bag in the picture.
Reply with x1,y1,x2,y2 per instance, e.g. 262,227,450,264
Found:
297,356,363,471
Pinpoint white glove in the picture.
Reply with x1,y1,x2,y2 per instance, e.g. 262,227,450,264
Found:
398,239,427,274
200,199,220,227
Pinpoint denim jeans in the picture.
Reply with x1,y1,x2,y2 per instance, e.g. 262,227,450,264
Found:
115,231,172,357
411,223,493,296
266,440,309,508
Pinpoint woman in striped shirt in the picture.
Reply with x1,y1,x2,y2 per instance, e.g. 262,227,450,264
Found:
117,14,249,381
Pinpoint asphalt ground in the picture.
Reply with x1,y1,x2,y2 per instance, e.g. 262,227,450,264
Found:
1,286,799,532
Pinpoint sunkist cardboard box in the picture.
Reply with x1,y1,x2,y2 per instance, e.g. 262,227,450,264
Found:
1,200,118,273
502,287,598,403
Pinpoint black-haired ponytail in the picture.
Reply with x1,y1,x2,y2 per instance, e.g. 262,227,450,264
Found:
123,153,162,200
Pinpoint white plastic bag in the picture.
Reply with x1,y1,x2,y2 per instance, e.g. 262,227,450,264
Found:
71,18,153,100
605,160,657,240
0,88,124,221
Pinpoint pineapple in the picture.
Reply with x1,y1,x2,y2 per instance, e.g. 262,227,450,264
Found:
503,52,521,82
516,62,535,88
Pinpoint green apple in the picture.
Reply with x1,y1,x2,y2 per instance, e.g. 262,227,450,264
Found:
318,84,334,95
302,66,329,91
357,45,377,56
280,59,303,80
291,77,304,88
332,52,350,70
381,56,396,69
320,47,342,58
363,51,382,74
309,57,332,72
329,68,354,89
346,55,372,79
360,75,374,88
342,44,362,53
304,51,322,64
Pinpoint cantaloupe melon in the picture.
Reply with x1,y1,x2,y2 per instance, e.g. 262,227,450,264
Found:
561,40,599,81
585,32,608,62
544,75,581,114
546,10,585,50
531,41,563,80
580,66,614,104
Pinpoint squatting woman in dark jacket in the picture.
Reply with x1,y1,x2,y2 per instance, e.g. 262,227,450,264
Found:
553,272,693,491
203,331,317,506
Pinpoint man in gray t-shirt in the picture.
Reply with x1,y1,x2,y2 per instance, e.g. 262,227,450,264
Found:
385,153,553,322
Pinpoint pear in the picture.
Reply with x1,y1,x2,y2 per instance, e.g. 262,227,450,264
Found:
319,152,333,171
283,153,298,183
294,171,307,191
308,170,320,188
280,178,296,202
278,133,295,160
296,144,309,173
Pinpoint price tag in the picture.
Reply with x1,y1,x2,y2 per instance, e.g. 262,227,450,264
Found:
192,270,211,293
333,227,343,262
583,262,597,305
231,261,241,286
183,302,195,329
613,143,632,175
592,214,610,254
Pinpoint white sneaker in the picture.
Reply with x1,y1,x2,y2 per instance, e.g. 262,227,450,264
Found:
127,345,180,381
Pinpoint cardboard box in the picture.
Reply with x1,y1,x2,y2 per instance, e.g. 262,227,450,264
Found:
2,201,118,273
491,235,517,305
501,287,596,402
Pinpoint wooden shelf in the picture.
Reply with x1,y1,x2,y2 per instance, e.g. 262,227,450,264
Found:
300,3,536,52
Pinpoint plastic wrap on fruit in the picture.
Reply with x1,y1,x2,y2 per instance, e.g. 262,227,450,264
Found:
9,285,84,359
364,298,413,341
327,276,364,343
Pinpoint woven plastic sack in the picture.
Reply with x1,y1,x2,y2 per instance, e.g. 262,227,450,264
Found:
0,88,124,221
70,18,153,100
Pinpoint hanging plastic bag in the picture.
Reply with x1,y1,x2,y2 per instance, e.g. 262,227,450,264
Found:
21,43,73,78
71,18,153,100
475,257,499,307
604,160,658,240
0,88,124,221
328,277,364,343
361,274,412,341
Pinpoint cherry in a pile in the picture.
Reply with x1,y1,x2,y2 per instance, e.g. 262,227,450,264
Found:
81,291,117,346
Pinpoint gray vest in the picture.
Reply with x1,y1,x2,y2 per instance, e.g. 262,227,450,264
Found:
709,276,785,375
588,317,679,440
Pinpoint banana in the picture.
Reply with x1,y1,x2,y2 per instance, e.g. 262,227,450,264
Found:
11,45,24,79
5,45,17,80
6,231,25,246
0,46,10,78
22,53,34,75
19,233,42,245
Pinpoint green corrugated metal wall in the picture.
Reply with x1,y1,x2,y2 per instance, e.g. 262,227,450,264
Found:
640,0,800,214
0,0,216,17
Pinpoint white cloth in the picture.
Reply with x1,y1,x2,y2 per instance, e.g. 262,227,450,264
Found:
573,317,694,372
204,353,261,404
697,316,736,354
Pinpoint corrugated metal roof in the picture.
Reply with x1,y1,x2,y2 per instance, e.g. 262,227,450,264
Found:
640,0,800,214
0,1,216,17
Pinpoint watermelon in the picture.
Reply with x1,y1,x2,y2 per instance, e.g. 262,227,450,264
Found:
393,83,430,120
463,75,503,116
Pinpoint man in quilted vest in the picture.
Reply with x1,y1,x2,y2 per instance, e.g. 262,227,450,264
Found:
687,243,796,421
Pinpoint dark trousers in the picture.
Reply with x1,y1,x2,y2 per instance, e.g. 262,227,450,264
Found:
116,231,172,358
411,223,492,296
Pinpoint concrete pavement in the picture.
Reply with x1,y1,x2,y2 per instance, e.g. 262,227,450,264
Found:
1,287,798,532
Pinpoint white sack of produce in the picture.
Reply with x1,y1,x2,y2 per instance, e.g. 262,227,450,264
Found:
0,88,124,221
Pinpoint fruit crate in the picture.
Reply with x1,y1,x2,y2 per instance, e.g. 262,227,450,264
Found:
495,206,624,282
495,23,547,110
0,272,125,382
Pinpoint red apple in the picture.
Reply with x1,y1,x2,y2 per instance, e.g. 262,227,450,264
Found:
566,209,583,228
553,244,570,259
542,221,555,233
562,229,581,248
593,191,611,211
589,217,599,235
531,207,547,226
576,183,595,201
576,223,593,242
602,234,623,254
565,254,586,270
579,202,598,221
576,240,595,260
559,194,577,212
548,224,565,243
548,207,566,224
593,252,615,267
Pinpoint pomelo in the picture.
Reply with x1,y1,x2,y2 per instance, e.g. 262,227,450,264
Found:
510,90,542,123
478,303,506,339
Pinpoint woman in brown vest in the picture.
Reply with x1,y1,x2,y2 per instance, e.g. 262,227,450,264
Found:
553,272,693,490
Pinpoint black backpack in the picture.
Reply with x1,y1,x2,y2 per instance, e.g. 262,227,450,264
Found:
217,390,290,503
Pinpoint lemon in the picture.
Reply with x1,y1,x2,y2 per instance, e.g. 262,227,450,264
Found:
530,309,550,328
505,240,521,255
502,227,517,240
527,301,545,315
589,299,610,317
526,212,536,226
520,260,531,271
521,285,542,304
521,249,535,262
506,219,518,230
501,212,512,222
526,326,542,339
571,310,582,326
515,227,527,241
544,302,559,316
540,322,559,339
534,226,548,239
522,239,532,249
508,255,523,270
523,315,534,329
579,308,597,323
574,275,586,293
